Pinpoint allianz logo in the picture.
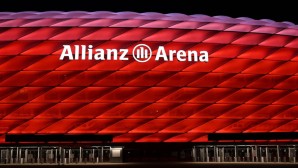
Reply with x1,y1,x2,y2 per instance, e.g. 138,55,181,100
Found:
60,44,209,63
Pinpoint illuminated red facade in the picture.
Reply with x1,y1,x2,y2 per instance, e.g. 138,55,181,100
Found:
0,12,297,143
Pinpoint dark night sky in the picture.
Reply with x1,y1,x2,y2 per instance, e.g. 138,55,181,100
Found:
0,0,297,24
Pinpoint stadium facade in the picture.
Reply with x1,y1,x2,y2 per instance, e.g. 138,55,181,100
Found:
0,11,297,164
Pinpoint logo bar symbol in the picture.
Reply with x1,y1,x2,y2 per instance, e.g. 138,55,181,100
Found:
136,47,149,59
133,44,152,63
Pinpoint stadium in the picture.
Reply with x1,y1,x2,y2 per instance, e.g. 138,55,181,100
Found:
0,11,297,164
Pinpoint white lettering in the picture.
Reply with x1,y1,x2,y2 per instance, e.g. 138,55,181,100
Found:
60,45,73,60
88,45,93,60
155,46,168,61
107,49,118,60
94,49,105,60
74,45,79,60
81,45,86,60
177,50,186,62
188,50,197,62
59,44,209,63
169,50,176,61
200,51,209,62
119,49,129,60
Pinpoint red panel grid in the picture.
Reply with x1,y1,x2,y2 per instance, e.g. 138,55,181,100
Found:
0,11,297,143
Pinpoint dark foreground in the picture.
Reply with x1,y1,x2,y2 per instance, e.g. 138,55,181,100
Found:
0,163,297,168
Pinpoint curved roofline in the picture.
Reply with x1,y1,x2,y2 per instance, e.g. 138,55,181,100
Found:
0,11,296,29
